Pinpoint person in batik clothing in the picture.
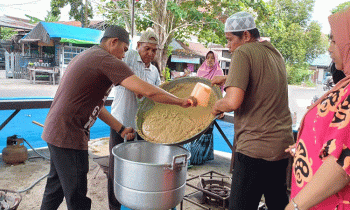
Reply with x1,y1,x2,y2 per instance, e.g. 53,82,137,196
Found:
285,7,350,210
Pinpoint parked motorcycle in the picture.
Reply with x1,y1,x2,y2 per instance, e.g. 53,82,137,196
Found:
323,76,334,91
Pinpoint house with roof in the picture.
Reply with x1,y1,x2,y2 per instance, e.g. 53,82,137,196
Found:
309,53,332,84
3,16,235,81
0,15,36,52
167,39,204,77
167,39,232,78
207,43,231,75
55,20,107,30
0,15,35,32
20,21,103,77
3,21,103,79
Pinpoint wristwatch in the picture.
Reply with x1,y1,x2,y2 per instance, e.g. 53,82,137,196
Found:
292,198,299,210
118,125,125,135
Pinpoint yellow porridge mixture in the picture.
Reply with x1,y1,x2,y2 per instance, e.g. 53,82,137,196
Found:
139,82,218,144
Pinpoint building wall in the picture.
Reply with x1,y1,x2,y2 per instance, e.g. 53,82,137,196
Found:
310,66,327,84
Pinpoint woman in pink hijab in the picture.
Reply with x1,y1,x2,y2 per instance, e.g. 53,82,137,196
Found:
197,51,224,81
183,51,224,165
285,7,350,210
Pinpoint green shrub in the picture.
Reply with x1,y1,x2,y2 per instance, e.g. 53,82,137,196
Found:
162,67,172,82
286,62,313,85
303,80,316,87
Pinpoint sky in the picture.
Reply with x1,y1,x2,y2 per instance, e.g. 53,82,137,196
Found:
0,0,104,21
0,0,349,34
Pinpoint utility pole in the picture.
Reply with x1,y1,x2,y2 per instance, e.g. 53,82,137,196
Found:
81,0,88,28
85,0,88,28
131,0,135,38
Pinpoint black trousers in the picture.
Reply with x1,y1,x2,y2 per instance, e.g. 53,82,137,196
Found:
40,143,91,210
229,152,289,210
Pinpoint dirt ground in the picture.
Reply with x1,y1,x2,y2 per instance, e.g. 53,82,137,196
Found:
0,145,233,210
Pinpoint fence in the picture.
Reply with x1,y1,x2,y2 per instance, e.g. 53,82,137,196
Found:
5,52,34,79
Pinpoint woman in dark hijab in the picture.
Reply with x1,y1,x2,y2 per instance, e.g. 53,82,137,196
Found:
330,62,346,84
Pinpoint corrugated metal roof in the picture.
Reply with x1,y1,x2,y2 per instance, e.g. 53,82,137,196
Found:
169,39,184,50
21,22,104,44
0,16,36,30
188,42,209,57
169,39,205,59
310,53,332,67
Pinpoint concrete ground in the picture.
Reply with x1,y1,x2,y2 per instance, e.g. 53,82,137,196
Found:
0,70,58,98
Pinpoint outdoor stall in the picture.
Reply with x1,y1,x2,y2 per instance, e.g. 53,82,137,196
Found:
10,22,104,82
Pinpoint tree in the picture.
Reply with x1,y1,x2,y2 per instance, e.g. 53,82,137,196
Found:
0,27,17,40
196,0,272,46
97,0,134,32
44,11,61,23
97,0,270,79
25,11,60,24
331,1,350,14
50,0,93,27
259,0,328,84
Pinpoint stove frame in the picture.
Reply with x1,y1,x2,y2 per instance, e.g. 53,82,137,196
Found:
180,170,231,210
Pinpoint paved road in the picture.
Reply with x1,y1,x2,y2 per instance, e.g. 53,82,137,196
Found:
1,69,326,124
0,70,58,98
288,84,326,124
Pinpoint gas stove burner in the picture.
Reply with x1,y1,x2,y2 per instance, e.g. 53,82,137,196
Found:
201,179,230,198
198,174,231,207
182,171,232,210
0,189,22,210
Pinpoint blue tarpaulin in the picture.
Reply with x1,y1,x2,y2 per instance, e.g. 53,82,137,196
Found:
21,22,104,45
171,55,200,64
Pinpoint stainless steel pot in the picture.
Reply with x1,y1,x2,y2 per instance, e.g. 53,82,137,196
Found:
112,140,191,210
114,182,185,210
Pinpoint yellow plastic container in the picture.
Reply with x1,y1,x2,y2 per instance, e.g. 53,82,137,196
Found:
190,82,212,107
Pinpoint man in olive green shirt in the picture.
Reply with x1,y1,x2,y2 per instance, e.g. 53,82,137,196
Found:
211,11,294,210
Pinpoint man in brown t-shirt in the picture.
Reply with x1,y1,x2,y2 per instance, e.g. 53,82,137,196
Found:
211,12,294,210
40,25,196,210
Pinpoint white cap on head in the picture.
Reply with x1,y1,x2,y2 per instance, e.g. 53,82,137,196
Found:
138,28,159,45
225,11,256,32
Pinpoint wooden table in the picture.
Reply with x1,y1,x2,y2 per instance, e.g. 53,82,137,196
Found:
28,67,59,85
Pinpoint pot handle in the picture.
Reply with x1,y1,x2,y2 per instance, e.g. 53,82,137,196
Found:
168,154,188,170
123,133,138,143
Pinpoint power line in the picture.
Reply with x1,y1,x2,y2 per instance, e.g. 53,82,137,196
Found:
0,0,43,7
1,5,33,12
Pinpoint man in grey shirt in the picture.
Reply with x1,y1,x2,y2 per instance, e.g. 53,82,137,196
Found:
108,28,161,210
110,28,160,130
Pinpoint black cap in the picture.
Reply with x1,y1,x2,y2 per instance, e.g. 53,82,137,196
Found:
100,25,130,45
